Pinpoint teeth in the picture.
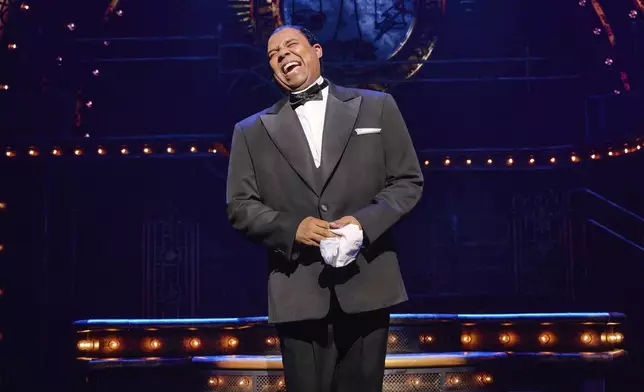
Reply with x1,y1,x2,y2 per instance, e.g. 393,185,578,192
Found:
283,61,299,73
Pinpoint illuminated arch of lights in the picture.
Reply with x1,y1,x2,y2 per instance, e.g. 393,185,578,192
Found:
0,1,642,169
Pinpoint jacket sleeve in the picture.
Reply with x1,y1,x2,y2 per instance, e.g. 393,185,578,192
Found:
226,124,302,260
352,93,424,245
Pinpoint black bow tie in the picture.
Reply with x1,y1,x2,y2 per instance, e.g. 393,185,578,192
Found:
289,79,329,109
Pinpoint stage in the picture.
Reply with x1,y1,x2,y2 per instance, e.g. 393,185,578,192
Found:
74,312,627,392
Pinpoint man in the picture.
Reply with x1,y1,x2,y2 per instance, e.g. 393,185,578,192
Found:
226,25,423,392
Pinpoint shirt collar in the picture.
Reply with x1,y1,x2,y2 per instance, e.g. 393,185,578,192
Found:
292,76,325,95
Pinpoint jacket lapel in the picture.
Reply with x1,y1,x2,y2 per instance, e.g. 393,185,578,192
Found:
320,85,362,190
260,98,320,196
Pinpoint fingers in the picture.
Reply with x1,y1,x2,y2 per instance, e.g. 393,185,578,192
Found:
313,226,336,238
312,218,330,229
310,233,329,244
302,239,318,247
330,218,348,229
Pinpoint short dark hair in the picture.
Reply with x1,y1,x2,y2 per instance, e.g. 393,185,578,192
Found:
272,24,319,46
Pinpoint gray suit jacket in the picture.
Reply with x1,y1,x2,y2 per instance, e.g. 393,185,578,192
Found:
226,83,424,324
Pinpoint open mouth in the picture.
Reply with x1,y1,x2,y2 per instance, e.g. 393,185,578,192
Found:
281,61,302,75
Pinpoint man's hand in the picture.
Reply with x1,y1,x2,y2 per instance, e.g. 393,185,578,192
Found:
295,217,336,247
330,216,361,230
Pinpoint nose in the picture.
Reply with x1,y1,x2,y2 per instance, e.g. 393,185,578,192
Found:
277,48,291,63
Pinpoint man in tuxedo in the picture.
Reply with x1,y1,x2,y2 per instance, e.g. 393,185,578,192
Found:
226,25,423,392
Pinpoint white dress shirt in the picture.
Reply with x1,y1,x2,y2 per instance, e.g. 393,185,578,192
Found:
292,76,328,168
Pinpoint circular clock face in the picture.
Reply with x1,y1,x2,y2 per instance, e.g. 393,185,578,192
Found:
281,0,416,61
228,0,443,88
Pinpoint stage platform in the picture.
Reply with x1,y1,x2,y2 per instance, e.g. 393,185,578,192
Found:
73,312,627,392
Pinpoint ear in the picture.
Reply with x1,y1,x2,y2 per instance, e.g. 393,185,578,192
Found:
313,43,323,59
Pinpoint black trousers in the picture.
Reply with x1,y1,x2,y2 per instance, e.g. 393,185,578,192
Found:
275,293,390,392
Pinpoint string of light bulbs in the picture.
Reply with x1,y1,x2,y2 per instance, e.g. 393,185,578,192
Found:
1,1,642,168
579,0,641,94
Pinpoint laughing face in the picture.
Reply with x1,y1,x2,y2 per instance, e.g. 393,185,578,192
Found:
267,27,323,93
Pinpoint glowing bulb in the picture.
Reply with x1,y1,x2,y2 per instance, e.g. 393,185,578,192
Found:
166,146,175,154
149,339,161,349
51,148,61,156
116,9,124,16
581,333,593,344
77,340,93,350
424,160,430,166
615,332,624,343
0,202,5,209
21,3,30,10
28,148,39,156
486,158,493,165
5,150,16,157
466,159,472,165
506,157,514,166
92,69,100,76
103,41,110,46
571,155,579,163
477,373,493,385
189,338,201,349
8,44,17,50
637,145,641,150
420,335,434,343
120,148,129,155
593,28,602,35
624,148,629,154
190,145,198,153
461,334,472,344
67,22,76,31
107,340,120,350
238,377,251,387
1,85,9,90
208,377,219,387
529,157,535,165
605,58,613,66
97,147,106,155
227,337,239,348
0,245,4,252
539,332,552,344
549,157,556,164
74,148,83,156
608,151,614,156
388,334,397,344
209,148,218,154
578,0,586,6
629,10,638,19
613,89,621,95
499,333,511,344
143,147,152,155
444,158,451,166
86,101,93,108
591,153,597,160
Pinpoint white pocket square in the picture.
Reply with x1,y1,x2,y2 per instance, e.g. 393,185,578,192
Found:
355,128,381,135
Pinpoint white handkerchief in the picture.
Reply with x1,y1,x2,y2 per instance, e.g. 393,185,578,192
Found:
355,128,381,135
320,224,363,268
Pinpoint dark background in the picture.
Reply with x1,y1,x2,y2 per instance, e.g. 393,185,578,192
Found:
0,0,643,390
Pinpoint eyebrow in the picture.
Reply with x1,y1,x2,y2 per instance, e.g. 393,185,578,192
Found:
268,38,299,56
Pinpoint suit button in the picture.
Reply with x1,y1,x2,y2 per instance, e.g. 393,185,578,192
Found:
291,252,300,261
320,204,328,212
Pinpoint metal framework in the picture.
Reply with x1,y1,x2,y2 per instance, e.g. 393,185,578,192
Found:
0,0,12,41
